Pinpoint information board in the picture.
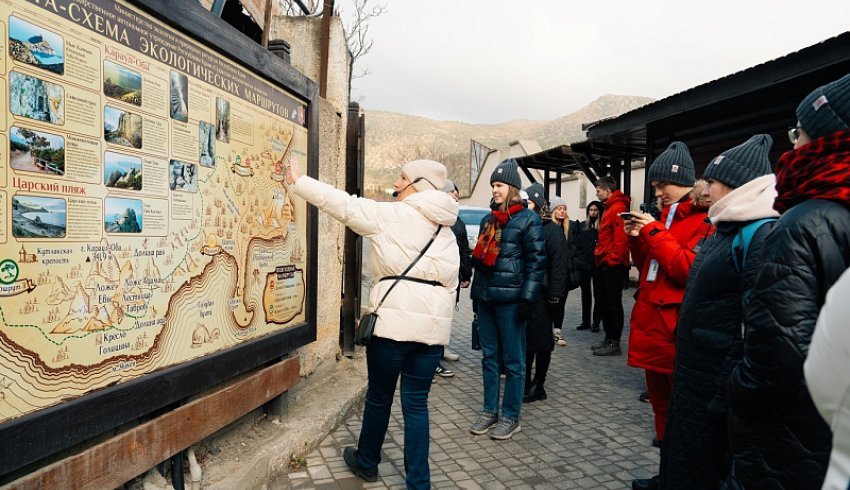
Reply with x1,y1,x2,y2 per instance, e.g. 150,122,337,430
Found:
0,0,310,424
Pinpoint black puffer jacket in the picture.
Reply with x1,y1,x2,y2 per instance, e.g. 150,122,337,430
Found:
661,219,774,490
727,199,850,489
471,208,546,304
575,220,598,275
526,220,568,352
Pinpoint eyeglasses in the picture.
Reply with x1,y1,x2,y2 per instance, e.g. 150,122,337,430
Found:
788,126,802,145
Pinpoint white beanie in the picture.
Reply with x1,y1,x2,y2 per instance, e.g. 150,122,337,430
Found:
402,160,447,192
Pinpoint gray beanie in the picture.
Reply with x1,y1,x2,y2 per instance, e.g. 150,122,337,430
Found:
525,183,546,209
550,196,567,210
648,141,695,187
704,134,773,188
796,73,850,140
441,178,456,193
491,158,522,189
402,159,447,192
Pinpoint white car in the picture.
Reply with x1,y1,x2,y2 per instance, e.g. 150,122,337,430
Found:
458,205,490,249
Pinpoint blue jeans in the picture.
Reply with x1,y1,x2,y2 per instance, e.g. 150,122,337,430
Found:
357,336,442,490
477,301,526,421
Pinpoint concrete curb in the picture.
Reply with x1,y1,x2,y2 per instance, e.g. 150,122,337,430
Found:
200,355,367,489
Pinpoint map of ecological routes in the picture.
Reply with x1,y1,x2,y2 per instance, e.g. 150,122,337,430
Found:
0,0,310,423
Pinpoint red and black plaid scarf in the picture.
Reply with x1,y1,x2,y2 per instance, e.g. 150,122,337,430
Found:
472,203,525,268
774,128,850,213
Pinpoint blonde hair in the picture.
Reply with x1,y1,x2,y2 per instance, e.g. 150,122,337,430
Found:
552,205,571,238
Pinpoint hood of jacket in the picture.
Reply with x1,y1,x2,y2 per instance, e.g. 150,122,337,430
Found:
708,174,780,225
605,189,630,212
403,189,459,226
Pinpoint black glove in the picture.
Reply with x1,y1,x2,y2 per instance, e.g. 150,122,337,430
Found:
516,300,531,320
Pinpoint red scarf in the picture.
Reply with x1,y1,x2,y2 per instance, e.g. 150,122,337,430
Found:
472,203,525,267
774,128,850,213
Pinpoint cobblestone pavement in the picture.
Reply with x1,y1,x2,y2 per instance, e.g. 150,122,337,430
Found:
273,286,658,489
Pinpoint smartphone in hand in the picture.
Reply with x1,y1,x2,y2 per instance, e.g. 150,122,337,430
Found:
619,212,634,220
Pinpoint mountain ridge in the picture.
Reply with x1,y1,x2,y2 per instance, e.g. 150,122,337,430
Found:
363,94,654,198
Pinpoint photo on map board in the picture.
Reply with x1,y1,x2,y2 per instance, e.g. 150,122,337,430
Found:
103,59,142,106
9,71,65,125
216,97,230,143
104,196,143,233
170,70,189,122
104,105,143,149
10,126,65,176
199,121,215,167
104,151,143,191
12,195,67,238
9,16,64,75
169,160,198,193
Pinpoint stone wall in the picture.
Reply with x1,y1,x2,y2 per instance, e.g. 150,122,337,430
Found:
270,15,351,374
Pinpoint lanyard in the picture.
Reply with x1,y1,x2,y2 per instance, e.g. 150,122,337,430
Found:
647,202,679,282
664,202,679,229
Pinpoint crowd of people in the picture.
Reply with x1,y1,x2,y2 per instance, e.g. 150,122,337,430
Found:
286,72,850,489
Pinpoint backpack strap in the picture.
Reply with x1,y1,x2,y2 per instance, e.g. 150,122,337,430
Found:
732,218,777,273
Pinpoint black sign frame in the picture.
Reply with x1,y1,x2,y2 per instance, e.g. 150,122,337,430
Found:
0,0,320,480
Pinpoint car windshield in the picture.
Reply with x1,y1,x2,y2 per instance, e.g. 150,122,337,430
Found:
459,208,489,224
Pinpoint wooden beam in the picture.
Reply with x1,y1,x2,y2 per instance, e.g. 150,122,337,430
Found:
261,0,273,48
7,358,300,489
319,0,334,98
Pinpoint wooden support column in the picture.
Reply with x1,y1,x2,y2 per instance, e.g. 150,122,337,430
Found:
8,358,300,489
319,0,334,98
623,156,632,198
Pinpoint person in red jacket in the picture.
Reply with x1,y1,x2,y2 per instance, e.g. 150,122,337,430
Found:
623,141,713,490
591,176,631,356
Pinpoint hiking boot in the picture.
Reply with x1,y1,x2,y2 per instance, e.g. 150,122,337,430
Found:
442,349,460,362
593,340,622,356
343,447,378,483
435,364,454,378
469,411,499,435
591,339,610,351
489,418,521,440
523,380,547,403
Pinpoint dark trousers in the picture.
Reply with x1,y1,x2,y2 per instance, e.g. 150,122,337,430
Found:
597,264,627,342
580,271,601,327
545,296,566,330
358,336,443,490
526,350,551,386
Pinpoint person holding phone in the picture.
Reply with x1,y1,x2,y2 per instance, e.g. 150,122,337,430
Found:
624,142,713,490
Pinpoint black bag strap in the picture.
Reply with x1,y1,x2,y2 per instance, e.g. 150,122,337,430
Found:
373,225,443,312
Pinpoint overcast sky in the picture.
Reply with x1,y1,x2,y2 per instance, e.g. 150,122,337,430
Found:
349,0,850,124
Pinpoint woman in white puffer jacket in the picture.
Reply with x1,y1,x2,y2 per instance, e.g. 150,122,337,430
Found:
805,267,850,490
287,158,459,490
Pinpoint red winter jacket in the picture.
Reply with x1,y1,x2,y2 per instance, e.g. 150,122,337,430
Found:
594,190,631,267
626,198,712,374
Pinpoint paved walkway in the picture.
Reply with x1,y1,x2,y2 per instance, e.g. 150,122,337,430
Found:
273,287,657,489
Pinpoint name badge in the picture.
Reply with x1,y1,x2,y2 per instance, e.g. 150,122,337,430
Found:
694,238,705,254
646,259,659,282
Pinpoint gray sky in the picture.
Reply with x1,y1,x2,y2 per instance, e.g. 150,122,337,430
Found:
350,0,850,124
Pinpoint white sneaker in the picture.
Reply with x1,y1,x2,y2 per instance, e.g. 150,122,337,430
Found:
443,349,460,362
554,329,566,346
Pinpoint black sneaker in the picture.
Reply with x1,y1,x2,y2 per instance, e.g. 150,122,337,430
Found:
591,339,610,351
435,364,454,378
590,324,600,333
593,340,622,356
576,324,591,331
343,446,378,483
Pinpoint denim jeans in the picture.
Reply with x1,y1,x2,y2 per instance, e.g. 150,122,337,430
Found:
357,336,442,490
477,301,526,421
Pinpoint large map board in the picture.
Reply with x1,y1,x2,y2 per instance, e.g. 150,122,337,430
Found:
0,0,311,426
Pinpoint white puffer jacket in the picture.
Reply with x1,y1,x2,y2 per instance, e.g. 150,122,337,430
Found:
805,267,850,490
291,176,459,345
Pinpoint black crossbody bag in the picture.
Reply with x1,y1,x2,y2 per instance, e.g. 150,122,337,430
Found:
355,225,444,346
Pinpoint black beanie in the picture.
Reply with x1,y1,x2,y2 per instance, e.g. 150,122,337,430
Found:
491,158,522,189
704,134,773,188
525,183,546,209
796,73,850,141
648,141,695,187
